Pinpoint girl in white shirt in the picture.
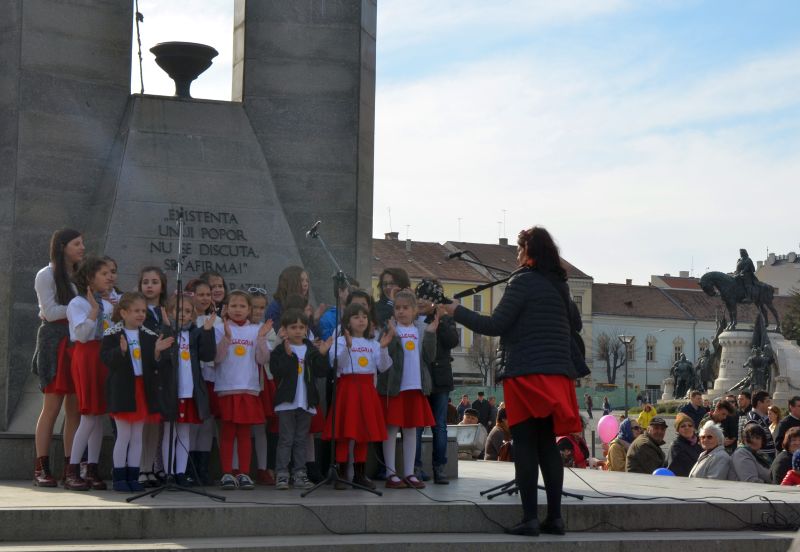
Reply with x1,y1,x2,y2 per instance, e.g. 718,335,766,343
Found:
64,256,115,491
324,303,394,490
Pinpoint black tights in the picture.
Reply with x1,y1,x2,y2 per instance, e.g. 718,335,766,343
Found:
510,416,563,522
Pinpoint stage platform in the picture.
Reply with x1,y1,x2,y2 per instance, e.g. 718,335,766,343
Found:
1,461,799,551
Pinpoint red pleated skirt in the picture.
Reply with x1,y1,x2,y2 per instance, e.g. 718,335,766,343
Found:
43,331,75,395
71,340,107,415
112,377,160,423
503,373,581,434
381,390,435,429
322,374,387,442
217,393,265,424
177,397,202,424
206,381,220,418
309,406,326,434
261,379,279,432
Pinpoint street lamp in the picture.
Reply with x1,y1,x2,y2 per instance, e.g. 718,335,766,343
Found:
618,334,635,417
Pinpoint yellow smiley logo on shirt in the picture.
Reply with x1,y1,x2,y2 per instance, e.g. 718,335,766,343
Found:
405,341,415,351
181,350,191,361
234,345,246,356
297,361,303,375
358,356,369,367
103,320,109,330
132,348,141,360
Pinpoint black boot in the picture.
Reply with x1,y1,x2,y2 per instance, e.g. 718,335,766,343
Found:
195,451,212,486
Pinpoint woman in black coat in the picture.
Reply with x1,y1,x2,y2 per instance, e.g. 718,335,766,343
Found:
444,226,581,537
667,413,702,476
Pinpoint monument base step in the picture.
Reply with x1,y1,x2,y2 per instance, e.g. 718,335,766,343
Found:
0,531,793,552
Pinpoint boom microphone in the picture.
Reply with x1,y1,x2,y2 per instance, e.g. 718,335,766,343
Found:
305,220,321,239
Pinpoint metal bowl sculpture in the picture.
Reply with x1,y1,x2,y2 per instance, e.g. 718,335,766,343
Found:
150,41,219,99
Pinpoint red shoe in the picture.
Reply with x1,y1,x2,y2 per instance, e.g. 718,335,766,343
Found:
256,469,275,486
33,456,57,487
84,463,107,491
385,476,408,489
405,475,425,489
63,464,89,491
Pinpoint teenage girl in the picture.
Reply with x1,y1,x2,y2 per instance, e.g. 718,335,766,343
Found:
136,266,169,487
266,266,326,330
64,256,115,491
101,292,170,492
185,278,219,485
214,290,272,490
378,290,438,489
159,293,216,485
324,303,394,489
199,270,227,315
102,256,122,303
32,228,85,487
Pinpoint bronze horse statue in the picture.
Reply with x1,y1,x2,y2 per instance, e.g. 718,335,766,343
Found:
699,271,780,331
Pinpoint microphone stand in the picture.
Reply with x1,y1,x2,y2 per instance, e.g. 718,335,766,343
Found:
302,222,382,497
448,254,512,299
128,208,224,503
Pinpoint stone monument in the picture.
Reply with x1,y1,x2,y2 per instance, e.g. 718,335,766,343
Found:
0,0,377,431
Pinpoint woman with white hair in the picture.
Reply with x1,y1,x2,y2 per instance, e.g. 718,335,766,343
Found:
688,421,732,480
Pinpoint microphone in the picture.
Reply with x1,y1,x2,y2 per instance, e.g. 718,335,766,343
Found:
445,250,466,260
305,220,322,239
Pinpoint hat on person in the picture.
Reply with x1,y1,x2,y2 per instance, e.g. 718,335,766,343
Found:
674,412,693,430
649,416,668,428
793,450,800,472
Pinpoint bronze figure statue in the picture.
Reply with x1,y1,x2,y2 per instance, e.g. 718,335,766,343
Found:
694,349,714,393
670,353,694,399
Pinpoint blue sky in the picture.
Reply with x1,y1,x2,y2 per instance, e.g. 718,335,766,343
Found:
134,1,800,285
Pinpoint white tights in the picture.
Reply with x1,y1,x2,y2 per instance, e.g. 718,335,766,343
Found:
70,414,103,464
382,425,416,479
113,420,144,468
161,422,191,475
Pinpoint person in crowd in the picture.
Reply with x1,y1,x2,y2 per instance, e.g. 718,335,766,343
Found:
637,403,655,429
689,421,732,480
318,277,356,341
374,268,410,327
270,308,331,491
324,303,393,490
414,284,459,484
458,408,488,459
214,291,273,490
379,290,438,489
198,271,228,316
446,398,459,425
472,391,492,432
584,393,593,420
557,418,599,469
607,418,642,472
700,399,738,454
444,226,582,536
666,413,702,477
485,408,511,461
730,423,772,483
737,391,752,443
456,394,471,421
746,391,776,461
775,397,800,452
626,417,667,474
771,427,800,484
487,396,498,432
679,391,709,429
602,396,612,416
460,408,480,425
768,404,782,440
265,266,325,332
32,228,85,487
780,450,800,486
101,292,170,492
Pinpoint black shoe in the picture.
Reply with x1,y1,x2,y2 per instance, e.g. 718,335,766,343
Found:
505,518,540,537
432,464,449,485
540,517,566,535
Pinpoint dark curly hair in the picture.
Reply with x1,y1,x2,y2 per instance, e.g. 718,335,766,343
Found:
517,226,566,281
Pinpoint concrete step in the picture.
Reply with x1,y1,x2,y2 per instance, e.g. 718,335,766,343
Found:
0,531,794,552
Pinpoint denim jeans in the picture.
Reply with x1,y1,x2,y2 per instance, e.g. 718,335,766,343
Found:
415,391,449,468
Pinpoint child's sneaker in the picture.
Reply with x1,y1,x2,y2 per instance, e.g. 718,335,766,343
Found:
275,473,290,490
219,473,238,490
293,471,314,490
236,473,255,490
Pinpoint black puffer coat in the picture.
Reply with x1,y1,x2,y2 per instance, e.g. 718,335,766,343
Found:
453,267,574,380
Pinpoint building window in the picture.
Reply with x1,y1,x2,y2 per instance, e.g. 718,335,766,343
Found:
573,295,582,313
473,294,483,312
673,336,685,362
646,343,655,362
698,338,710,355
625,337,635,362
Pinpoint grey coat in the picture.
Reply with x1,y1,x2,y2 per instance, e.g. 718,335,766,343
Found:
377,320,436,397
688,445,733,480
729,446,771,483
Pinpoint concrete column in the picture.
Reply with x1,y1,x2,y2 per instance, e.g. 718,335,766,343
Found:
707,330,753,401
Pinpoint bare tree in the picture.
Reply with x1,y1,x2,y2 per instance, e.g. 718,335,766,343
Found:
468,334,496,386
596,332,626,385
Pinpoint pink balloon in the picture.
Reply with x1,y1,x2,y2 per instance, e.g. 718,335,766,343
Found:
597,414,619,443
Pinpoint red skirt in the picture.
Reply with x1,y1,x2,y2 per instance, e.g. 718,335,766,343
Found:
381,390,435,429
261,379,279,433
322,374,387,442
111,377,160,423
309,407,326,434
43,333,75,395
177,397,202,424
206,381,220,418
217,393,265,425
503,373,581,434
71,340,107,415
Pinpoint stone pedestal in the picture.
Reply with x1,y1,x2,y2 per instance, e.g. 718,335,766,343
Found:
772,376,792,409
661,377,675,402
707,330,753,401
